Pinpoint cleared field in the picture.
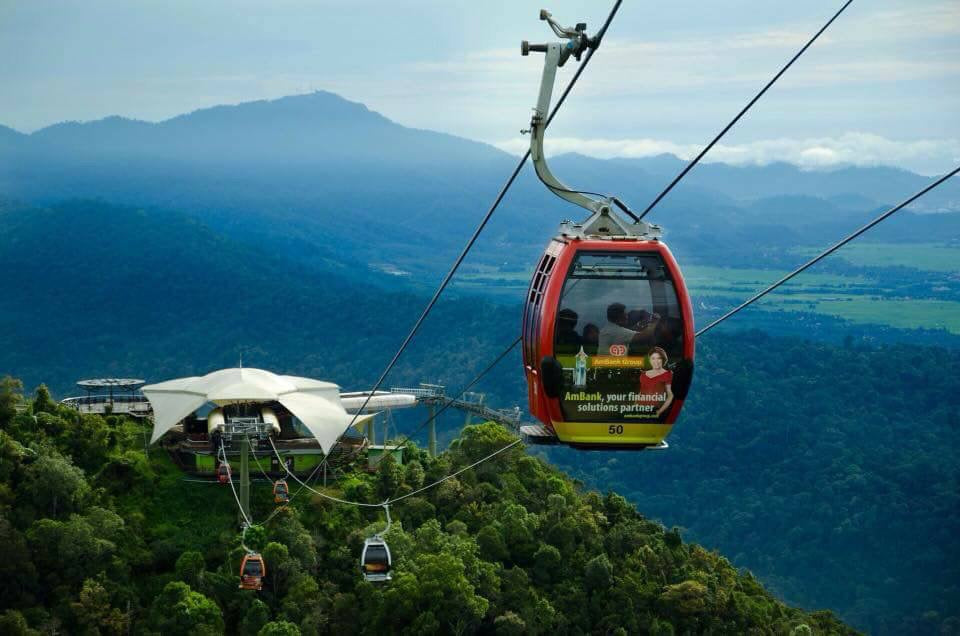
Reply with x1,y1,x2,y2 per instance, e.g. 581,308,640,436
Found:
791,242,960,273
733,295,960,334
684,265,960,334
682,265,871,292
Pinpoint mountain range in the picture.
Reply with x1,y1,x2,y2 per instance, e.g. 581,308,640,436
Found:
2,91,958,283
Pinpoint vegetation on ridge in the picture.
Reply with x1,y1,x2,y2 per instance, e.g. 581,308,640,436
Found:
0,379,853,635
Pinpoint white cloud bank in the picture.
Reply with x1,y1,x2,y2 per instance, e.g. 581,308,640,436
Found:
493,132,960,176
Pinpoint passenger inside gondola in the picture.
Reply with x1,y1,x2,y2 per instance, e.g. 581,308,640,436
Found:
599,303,660,354
654,316,684,358
555,308,582,353
597,303,633,352
582,323,599,355
625,309,659,354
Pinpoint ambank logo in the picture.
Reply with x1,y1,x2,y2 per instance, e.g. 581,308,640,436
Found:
608,344,627,356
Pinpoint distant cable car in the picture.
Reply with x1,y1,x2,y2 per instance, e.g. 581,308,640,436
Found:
360,504,393,582
360,537,392,582
238,553,266,591
273,479,289,504
518,11,695,449
217,461,232,484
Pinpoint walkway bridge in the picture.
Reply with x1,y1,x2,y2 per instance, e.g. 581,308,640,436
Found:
387,383,522,456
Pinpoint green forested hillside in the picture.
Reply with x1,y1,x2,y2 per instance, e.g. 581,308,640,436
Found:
0,382,854,635
541,334,960,635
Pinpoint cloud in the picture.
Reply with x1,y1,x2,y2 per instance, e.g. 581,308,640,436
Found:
395,1,960,96
493,132,960,176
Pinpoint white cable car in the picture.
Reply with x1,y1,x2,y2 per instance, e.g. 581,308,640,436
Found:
360,504,393,582
360,537,392,582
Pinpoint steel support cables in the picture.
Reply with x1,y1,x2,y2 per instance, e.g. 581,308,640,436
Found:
380,336,522,501
695,166,960,337
268,436,383,508
329,335,522,491
636,0,854,220
269,433,521,508
387,439,523,504
334,0,626,439
277,334,522,512
247,437,274,482
389,336,521,460
219,441,253,526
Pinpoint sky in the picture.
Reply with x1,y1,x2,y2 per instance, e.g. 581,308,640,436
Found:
1,0,958,174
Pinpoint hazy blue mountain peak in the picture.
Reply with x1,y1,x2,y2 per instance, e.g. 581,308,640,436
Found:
0,124,27,139
6,89,508,167
162,90,392,130
32,115,152,137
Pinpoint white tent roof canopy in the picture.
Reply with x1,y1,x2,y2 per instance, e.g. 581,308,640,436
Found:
141,367,375,454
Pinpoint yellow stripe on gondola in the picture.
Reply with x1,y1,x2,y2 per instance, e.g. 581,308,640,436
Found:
551,420,672,446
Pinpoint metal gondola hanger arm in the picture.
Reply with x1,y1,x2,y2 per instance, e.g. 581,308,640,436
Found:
523,11,604,216
380,503,392,537
522,8,660,240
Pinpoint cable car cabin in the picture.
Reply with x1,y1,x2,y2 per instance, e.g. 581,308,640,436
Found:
522,238,695,449
360,538,392,582
217,462,231,484
238,553,266,591
273,480,289,504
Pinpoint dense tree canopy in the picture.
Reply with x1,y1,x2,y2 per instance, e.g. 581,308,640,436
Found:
0,387,854,634
545,333,960,634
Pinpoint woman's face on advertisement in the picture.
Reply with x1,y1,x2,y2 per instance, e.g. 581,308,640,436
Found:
650,352,663,369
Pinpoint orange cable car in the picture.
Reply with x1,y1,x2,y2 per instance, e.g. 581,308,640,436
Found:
238,553,266,591
273,479,289,505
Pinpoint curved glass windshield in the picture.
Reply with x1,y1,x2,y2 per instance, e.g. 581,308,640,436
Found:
554,251,684,423
365,545,389,567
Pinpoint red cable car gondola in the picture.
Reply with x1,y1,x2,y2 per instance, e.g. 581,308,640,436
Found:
521,237,695,449
217,461,231,484
238,552,266,591
518,11,695,449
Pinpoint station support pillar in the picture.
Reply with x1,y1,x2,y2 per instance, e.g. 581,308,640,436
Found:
239,437,251,526
428,404,437,457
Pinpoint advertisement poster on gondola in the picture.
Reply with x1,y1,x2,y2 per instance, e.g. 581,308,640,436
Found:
555,344,675,423
552,252,685,424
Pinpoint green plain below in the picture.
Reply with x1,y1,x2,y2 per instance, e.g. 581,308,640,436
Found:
791,242,960,273
750,295,960,334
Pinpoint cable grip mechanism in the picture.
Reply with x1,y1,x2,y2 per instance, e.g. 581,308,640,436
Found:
520,9,658,240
